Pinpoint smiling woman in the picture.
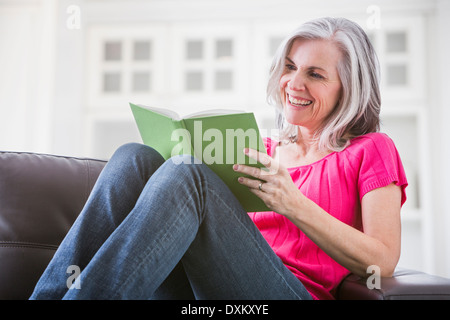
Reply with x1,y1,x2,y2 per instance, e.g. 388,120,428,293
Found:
29,17,407,301
267,17,381,152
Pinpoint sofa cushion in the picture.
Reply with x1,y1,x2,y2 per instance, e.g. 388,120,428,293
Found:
0,151,106,299
336,267,450,300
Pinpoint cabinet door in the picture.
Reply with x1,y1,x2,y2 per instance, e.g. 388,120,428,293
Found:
86,24,168,109
367,15,426,104
85,24,168,158
169,22,250,114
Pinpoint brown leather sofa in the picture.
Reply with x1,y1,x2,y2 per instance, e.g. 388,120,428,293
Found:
1,150,450,300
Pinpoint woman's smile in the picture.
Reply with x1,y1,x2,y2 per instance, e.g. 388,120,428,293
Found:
287,93,314,108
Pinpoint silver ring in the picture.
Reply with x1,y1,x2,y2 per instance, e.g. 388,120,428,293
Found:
258,182,264,191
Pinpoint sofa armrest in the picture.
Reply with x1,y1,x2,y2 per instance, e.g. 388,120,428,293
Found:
336,268,450,300
0,151,106,299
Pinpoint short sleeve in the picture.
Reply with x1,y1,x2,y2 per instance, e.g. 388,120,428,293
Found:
356,133,408,206
263,137,279,157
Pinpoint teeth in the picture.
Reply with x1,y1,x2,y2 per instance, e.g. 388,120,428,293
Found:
288,95,313,106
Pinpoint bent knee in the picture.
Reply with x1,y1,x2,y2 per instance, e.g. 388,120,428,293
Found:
113,143,164,165
164,154,216,181
169,154,199,166
115,142,148,154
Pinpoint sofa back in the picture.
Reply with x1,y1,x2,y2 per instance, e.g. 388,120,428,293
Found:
0,151,106,299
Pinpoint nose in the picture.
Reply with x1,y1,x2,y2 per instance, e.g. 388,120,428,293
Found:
287,71,306,91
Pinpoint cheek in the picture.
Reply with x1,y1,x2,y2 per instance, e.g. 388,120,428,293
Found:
279,79,287,95
278,78,288,103
314,85,340,105
306,89,334,118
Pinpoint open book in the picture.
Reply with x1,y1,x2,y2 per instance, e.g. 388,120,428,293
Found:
130,103,269,212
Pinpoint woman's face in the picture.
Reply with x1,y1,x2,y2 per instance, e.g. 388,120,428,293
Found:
279,38,343,133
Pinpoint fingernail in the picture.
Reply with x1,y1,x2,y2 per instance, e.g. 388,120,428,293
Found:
243,148,249,154
233,164,238,170
238,177,244,183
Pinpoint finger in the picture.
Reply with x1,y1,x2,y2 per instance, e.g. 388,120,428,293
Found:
237,176,257,189
233,163,265,180
245,148,283,178
244,148,272,167
238,176,272,193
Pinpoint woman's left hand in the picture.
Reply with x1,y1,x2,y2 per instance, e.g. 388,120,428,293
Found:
233,148,303,216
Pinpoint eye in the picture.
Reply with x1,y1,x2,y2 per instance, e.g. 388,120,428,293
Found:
310,71,325,80
285,64,297,71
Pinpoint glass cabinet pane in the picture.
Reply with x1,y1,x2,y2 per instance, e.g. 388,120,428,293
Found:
103,72,121,92
104,41,122,61
185,71,203,91
216,39,233,59
386,31,407,53
132,71,151,92
186,40,203,60
215,70,232,90
133,41,152,61
386,64,407,86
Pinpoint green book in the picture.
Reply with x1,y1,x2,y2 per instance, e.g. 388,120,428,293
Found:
130,102,269,212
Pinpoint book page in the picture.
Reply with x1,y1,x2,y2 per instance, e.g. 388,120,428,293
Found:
184,109,245,119
135,104,181,120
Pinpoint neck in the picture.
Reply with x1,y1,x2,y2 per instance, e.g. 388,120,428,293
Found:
294,127,321,157
275,127,332,168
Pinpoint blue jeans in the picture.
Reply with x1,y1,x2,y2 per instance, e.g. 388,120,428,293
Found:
29,143,311,300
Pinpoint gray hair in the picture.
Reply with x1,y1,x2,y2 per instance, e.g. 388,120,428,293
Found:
267,17,381,151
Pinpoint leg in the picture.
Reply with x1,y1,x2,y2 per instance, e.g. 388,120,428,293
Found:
150,262,195,300
30,143,165,299
59,155,311,300
180,168,310,300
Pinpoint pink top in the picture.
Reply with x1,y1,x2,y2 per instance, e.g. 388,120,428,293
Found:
248,132,408,300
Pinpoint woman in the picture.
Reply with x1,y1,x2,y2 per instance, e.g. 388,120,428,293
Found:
30,17,407,300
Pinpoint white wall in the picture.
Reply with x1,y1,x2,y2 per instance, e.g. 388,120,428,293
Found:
430,0,450,278
52,0,85,157
0,0,56,153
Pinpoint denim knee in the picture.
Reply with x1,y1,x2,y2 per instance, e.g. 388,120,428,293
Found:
110,143,165,173
169,154,199,166
114,142,155,159
152,154,200,181
114,143,161,161
162,154,221,190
